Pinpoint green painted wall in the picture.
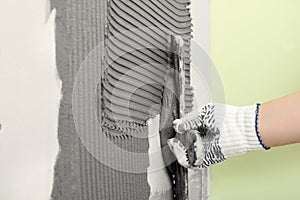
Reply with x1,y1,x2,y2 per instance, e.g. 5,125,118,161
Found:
210,1,300,200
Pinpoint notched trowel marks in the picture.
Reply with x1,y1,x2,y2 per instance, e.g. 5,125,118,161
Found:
51,0,194,199
102,0,194,136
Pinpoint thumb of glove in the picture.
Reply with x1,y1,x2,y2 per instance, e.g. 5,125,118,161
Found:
167,138,192,168
167,130,206,168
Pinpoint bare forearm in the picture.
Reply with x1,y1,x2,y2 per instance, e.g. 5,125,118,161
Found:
259,91,300,147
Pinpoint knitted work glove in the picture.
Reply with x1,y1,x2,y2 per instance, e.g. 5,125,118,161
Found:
167,103,270,168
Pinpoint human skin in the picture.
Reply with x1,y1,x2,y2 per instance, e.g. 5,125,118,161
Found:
259,91,300,147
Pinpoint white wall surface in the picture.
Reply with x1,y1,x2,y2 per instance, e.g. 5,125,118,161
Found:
0,1,60,199
190,1,211,200
191,0,211,110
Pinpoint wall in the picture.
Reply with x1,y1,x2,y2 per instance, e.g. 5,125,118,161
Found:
190,0,211,199
0,0,207,199
0,0,60,200
210,1,300,199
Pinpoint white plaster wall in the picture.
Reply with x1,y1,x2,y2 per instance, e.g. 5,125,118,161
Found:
190,1,211,199
191,0,211,110
0,1,60,199
192,0,210,53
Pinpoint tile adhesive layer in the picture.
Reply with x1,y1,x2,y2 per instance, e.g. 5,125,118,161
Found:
50,0,206,199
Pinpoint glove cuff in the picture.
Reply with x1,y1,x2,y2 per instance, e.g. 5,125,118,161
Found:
216,103,270,158
255,103,271,150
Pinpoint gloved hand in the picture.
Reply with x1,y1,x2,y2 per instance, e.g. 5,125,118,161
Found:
167,103,270,169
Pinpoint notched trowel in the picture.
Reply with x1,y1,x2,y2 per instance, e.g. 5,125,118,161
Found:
159,34,192,200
